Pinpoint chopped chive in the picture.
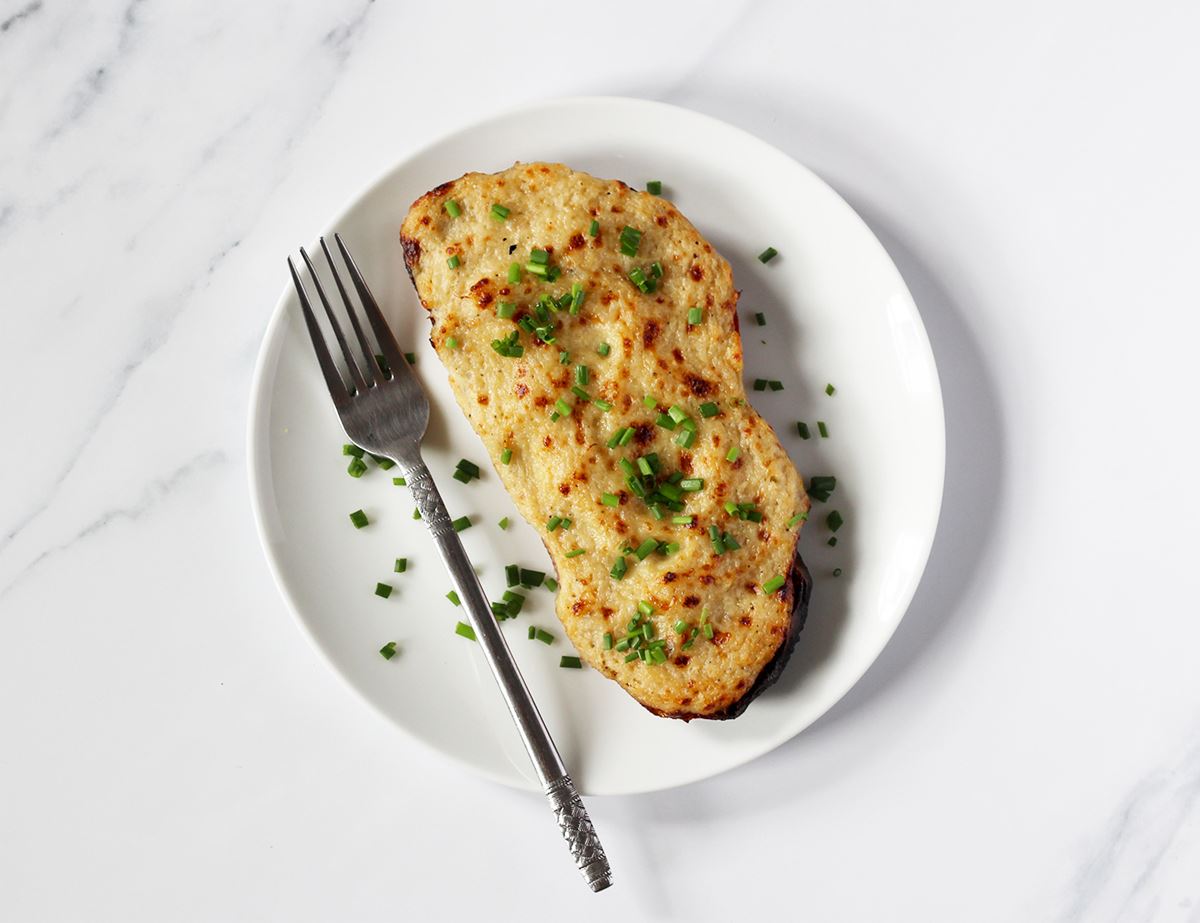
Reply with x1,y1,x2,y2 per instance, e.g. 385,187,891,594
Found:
560,518,572,530
527,625,535,639
833,567,843,577
679,478,704,492
663,541,680,555
753,379,768,391
455,621,476,641
392,476,407,486
559,656,582,669
606,428,626,449
825,383,836,396
507,262,522,283
564,548,586,558
575,365,589,386
709,524,726,554
350,509,369,529
636,457,653,477
762,575,786,594
375,582,393,599
455,459,480,478
379,641,398,659
570,386,591,402
445,336,460,349
721,531,740,550
646,180,662,195
498,516,510,530
673,619,688,634
703,622,714,639
726,445,741,462
671,515,693,524
545,577,558,592
758,247,778,263
369,453,395,470
637,600,654,617
394,557,408,573
827,510,844,532
343,444,365,458
642,394,658,409
787,512,808,528
444,200,461,218
597,342,611,356
520,568,546,588
634,538,658,561
559,350,570,365
755,312,766,326
618,426,635,446
529,248,549,265
588,219,600,237
446,589,461,606
535,628,554,645
818,421,829,438
490,203,510,221
699,402,719,417
447,255,460,269
347,457,368,478
451,516,472,532
687,306,703,326
828,536,838,547
674,429,695,448
655,412,676,430
504,591,525,616
610,556,627,580
624,651,639,663
600,493,620,507
497,301,516,319
554,397,572,417
499,448,513,466
505,564,520,588
808,475,836,502
667,405,688,424
593,398,613,412
412,508,421,520
797,421,811,439
547,516,563,532
602,632,613,650
650,261,663,278
619,226,643,256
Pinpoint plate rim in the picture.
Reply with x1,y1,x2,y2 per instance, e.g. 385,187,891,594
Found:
246,94,946,794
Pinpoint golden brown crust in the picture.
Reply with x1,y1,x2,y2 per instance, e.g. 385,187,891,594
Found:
401,162,810,719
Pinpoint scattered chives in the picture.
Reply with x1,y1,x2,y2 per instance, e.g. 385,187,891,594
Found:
601,493,620,507
500,448,512,465
679,478,704,492
762,575,786,594
808,476,836,501
559,656,582,669
699,402,719,417
451,516,472,532
554,397,572,417
498,516,510,530
702,622,714,639
619,226,643,256
833,568,843,577
350,509,369,529
564,548,586,558
642,395,658,409
375,583,393,599
369,454,394,470
444,200,461,218
446,589,461,606
412,508,421,520
768,380,784,391
394,557,408,573
520,568,546,588
753,379,768,391
726,445,741,462
671,515,693,524
674,429,695,448
594,398,613,412
687,306,703,325
588,219,600,237
827,536,838,547
343,444,365,458
786,512,808,528
497,301,516,319
445,336,460,349
534,628,554,645
817,421,829,438
508,262,521,283
575,365,589,386
393,476,407,486
455,621,476,641
570,386,590,402
597,342,611,356
527,626,535,639
827,510,844,532
560,518,572,530
825,383,836,396
634,538,658,561
379,641,398,659
797,421,811,439
505,564,520,588
610,556,627,580
545,577,558,592
547,516,563,532
618,427,635,446
655,412,676,430
347,457,367,478
646,180,662,195
447,255,460,269
602,632,613,650
755,312,766,326
650,261,663,279
758,247,778,263
490,203,510,221
673,620,688,635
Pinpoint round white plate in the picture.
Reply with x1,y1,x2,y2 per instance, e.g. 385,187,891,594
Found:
248,97,944,796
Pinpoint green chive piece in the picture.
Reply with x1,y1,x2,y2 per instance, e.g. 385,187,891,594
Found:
679,478,704,492
529,248,549,265
827,510,844,532
504,591,526,616
350,509,369,529
499,448,513,466
588,219,600,237
703,622,714,639
375,582,393,599
721,531,740,550
559,350,570,365
505,564,520,588
444,200,461,218
347,457,368,478
343,444,365,458
699,402,719,418
498,516,510,530
618,426,635,446
455,459,480,478
570,386,591,402
619,226,643,256
535,628,554,645
755,312,766,326
646,180,663,195
610,556,627,580
597,342,611,356
560,656,583,669
564,548,586,558
762,575,786,594
593,398,613,412
634,538,658,561
447,255,460,269
797,421,811,439
674,429,695,448
642,394,658,409
451,516,472,532
554,397,572,417
833,567,843,577
497,301,516,319
575,365,589,386
545,577,558,592
758,247,778,263
624,651,639,663
687,306,703,325
667,405,688,424
673,619,688,634
709,524,725,554
601,493,620,507
787,512,808,528
606,428,625,449
825,383,836,396
412,508,422,520
379,641,398,659
602,632,613,650
528,626,535,639
446,589,461,606
768,380,784,391
808,476,836,501
547,516,563,532
455,621,476,641
637,600,654,617
818,421,829,438
560,517,572,530
526,261,548,277
655,412,676,430
394,557,408,573
753,379,768,391
671,515,693,524
520,568,546,588
726,445,741,462
393,476,407,486
650,261,663,278
368,454,394,470
828,536,838,547
445,336,460,349
490,203,510,221
504,263,521,285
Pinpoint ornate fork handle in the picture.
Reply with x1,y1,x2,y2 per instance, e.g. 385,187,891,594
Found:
404,458,613,892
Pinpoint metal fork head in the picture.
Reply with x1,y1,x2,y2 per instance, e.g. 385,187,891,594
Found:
288,234,430,461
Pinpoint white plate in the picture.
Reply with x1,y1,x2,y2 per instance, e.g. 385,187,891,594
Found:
247,97,944,795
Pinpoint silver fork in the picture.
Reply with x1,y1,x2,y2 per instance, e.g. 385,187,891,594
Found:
287,235,612,893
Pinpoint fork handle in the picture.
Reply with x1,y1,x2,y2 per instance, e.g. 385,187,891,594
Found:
403,459,613,892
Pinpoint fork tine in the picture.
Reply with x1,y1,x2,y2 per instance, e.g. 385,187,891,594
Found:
299,246,371,392
319,236,386,382
332,233,408,372
288,257,350,404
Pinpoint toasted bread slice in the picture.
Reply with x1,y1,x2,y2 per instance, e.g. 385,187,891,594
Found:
401,162,810,719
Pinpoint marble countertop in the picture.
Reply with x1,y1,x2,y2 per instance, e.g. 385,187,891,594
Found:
3,1,1198,920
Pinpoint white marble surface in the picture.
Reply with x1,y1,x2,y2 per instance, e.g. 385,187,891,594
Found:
2,1,1199,919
